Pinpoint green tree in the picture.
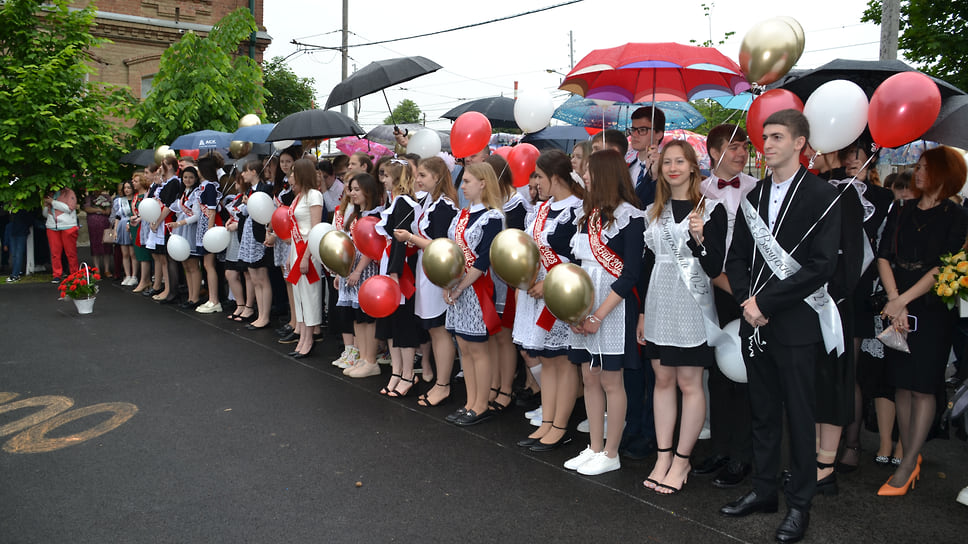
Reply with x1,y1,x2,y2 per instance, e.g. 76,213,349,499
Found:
689,3,736,47
690,98,747,136
862,1,968,92
384,99,422,125
0,0,133,210
263,57,316,122
131,8,264,148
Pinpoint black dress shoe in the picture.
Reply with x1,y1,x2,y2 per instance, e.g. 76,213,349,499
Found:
275,323,294,337
530,433,573,452
775,508,809,543
454,409,493,426
720,490,779,517
516,437,540,448
277,331,299,343
692,454,731,476
246,322,270,330
815,472,838,496
445,408,467,424
291,349,312,359
713,462,752,488
142,288,156,297
159,295,178,304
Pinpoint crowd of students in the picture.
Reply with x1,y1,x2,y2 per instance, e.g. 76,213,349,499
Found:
104,107,967,543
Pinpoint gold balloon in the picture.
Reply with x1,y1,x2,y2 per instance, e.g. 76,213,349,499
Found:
543,263,594,326
489,228,540,290
776,16,805,59
229,140,253,158
738,18,802,86
319,230,355,277
239,114,261,128
422,238,465,289
154,145,175,164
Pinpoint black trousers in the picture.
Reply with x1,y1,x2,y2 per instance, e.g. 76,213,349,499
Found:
708,364,752,464
744,330,818,511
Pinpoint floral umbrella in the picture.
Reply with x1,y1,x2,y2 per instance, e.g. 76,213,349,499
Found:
335,137,393,159
662,129,710,171
878,140,939,165
553,94,706,130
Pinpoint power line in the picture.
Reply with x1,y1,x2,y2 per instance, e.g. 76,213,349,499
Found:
291,0,584,51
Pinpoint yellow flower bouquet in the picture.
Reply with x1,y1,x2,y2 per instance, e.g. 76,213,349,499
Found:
934,250,968,309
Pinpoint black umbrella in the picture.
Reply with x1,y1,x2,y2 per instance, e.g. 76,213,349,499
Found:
442,96,516,128
364,123,451,152
324,56,442,125
120,149,156,166
778,58,965,102
922,95,968,149
267,109,364,142
521,126,591,153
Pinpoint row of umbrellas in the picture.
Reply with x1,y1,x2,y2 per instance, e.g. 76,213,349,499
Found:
123,50,968,167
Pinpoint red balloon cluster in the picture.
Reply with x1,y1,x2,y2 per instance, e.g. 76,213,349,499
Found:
747,89,804,153
451,112,492,158
351,215,386,261
508,143,540,188
271,206,292,241
868,72,942,148
359,275,401,318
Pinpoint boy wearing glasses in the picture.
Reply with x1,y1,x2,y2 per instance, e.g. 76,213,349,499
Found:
627,106,666,208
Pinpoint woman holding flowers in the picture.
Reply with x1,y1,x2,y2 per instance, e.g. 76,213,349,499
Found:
875,146,968,496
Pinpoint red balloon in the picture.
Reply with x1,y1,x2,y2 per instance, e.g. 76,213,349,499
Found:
271,206,292,241
507,143,540,188
359,275,401,318
451,112,492,158
351,215,386,261
493,146,513,159
869,72,942,148
747,89,804,153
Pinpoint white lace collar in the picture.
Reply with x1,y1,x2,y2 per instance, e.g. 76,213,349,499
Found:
550,194,580,211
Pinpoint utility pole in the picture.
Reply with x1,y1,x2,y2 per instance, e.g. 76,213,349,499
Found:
880,0,900,60
341,0,349,115
569,30,574,69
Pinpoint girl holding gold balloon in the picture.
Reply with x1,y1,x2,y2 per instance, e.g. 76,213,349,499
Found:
513,150,584,452
486,154,530,414
442,162,506,426
374,160,422,396
638,140,728,495
564,149,646,476
392,157,460,407
329,175,361,370
339,173,385,379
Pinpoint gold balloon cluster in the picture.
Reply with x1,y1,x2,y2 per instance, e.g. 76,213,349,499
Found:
543,263,594,326
489,229,540,290
739,17,805,86
422,238,465,289
153,145,175,164
229,140,252,158
319,230,355,277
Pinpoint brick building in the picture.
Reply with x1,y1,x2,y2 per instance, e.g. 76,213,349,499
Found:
72,0,271,100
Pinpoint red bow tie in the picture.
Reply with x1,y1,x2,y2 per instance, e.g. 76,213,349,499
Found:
717,177,740,189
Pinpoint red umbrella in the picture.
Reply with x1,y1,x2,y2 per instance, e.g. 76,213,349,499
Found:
559,42,749,103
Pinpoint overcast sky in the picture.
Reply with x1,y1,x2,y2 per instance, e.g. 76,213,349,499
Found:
261,0,885,130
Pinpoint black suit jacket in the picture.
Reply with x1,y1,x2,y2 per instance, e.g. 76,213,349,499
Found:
725,167,841,346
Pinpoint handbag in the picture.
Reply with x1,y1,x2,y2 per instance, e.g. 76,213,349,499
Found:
102,228,117,244
876,322,910,352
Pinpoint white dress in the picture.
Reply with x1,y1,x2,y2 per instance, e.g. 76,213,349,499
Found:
413,196,458,321
288,189,324,326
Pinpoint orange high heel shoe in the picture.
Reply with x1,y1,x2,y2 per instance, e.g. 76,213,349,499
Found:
877,464,920,496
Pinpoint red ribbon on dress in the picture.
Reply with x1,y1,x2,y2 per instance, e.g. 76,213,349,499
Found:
455,208,502,336
534,200,563,331
285,194,320,285
587,209,639,304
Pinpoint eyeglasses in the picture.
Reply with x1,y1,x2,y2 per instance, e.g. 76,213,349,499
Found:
627,126,655,136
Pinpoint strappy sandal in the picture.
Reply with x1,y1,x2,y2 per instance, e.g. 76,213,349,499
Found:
417,383,451,407
380,373,401,396
387,375,416,398
228,306,250,321
643,447,672,489
655,451,691,495
488,388,513,413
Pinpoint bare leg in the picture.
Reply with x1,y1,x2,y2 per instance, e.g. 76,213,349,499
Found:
816,423,842,480
581,363,606,453
419,326,454,406
648,359,677,487
600,369,626,458
203,253,219,304
249,267,271,327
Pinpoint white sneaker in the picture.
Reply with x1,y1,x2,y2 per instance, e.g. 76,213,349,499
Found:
564,447,598,470
331,347,350,367
958,486,968,507
338,347,359,369
376,350,391,365
525,406,542,421
577,451,621,476
577,414,607,434
530,415,542,427
195,301,222,313
120,276,131,286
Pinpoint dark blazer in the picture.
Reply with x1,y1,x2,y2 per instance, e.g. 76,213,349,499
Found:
725,167,842,346
629,163,655,209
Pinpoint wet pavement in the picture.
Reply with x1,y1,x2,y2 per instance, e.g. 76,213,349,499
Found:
1,280,966,543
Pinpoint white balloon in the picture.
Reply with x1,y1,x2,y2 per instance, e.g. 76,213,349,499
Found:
307,222,336,262
715,319,747,383
514,90,555,133
272,139,296,151
166,234,191,262
803,79,869,153
407,129,442,159
138,198,161,224
202,226,230,253
247,192,275,225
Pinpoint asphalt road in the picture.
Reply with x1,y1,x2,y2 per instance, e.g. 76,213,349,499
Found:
1,280,966,544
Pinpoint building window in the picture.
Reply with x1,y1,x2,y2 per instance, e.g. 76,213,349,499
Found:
141,75,155,99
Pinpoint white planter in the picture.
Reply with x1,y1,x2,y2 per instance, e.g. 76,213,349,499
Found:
73,297,96,315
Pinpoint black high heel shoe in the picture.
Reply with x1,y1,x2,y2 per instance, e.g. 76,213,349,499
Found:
655,451,691,495
487,388,513,413
816,460,838,496
289,345,313,359
380,374,402,396
388,375,416,398
529,424,573,452
417,383,451,407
